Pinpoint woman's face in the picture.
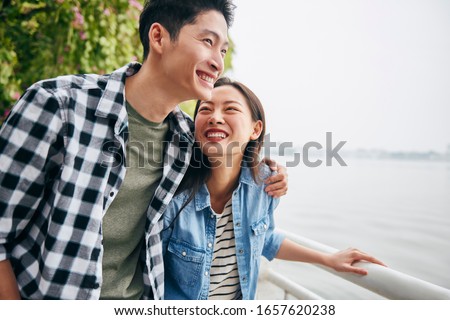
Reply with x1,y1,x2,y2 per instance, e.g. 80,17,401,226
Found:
195,85,263,159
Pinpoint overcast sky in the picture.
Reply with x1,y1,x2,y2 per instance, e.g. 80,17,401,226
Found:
227,0,450,153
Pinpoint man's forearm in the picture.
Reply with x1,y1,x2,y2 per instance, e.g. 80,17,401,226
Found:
0,259,20,299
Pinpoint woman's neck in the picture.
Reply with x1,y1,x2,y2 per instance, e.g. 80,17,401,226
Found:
206,155,242,214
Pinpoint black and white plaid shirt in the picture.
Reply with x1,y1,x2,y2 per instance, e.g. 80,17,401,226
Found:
0,63,194,299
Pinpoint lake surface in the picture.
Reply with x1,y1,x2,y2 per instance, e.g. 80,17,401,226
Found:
268,157,450,299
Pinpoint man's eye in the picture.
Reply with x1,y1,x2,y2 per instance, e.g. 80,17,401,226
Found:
204,39,213,46
221,49,228,56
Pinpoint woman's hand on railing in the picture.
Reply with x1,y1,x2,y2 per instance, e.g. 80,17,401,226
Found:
276,239,387,276
324,248,387,275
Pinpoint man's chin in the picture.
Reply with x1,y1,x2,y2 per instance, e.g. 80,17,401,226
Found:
196,89,212,101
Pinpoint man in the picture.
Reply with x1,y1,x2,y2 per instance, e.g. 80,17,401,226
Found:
0,0,287,300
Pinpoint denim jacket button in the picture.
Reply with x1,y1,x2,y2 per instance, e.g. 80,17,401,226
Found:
236,222,241,227
238,249,244,254
208,243,212,248
182,251,187,256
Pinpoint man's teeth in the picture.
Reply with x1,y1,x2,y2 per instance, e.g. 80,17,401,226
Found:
207,132,226,138
199,74,214,83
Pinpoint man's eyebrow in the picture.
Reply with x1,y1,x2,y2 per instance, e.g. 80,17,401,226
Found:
199,29,229,47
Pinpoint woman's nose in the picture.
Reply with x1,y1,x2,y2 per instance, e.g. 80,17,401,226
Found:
208,112,224,125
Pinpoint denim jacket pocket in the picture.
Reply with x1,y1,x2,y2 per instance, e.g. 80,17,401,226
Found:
250,215,270,256
166,239,205,287
251,215,270,236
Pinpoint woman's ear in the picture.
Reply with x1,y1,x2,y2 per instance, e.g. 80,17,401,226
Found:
148,23,167,55
250,120,263,140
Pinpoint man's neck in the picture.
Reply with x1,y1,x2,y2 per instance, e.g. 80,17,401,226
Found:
124,60,181,123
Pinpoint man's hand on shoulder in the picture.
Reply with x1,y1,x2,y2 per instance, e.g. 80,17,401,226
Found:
262,158,288,198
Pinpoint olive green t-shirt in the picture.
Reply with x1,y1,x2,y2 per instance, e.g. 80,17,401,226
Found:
100,102,168,299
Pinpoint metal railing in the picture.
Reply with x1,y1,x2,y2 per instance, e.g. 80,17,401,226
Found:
258,228,450,300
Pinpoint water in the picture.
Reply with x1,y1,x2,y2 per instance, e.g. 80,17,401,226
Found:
268,157,450,299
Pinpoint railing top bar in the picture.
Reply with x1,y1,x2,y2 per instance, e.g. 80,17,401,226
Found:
277,228,450,300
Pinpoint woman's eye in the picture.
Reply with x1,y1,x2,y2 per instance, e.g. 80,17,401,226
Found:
204,39,213,46
221,49,228,56
198,107,211,112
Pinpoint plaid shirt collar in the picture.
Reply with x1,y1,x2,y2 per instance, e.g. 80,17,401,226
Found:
96,63,137,135
96,62,194,139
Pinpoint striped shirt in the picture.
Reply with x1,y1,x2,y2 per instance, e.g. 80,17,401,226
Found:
0,63,194,299
208,199,242,300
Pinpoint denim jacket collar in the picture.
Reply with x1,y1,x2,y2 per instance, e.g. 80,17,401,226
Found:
194,166,260,211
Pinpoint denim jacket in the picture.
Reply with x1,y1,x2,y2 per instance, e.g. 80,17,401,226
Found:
161,165,285,300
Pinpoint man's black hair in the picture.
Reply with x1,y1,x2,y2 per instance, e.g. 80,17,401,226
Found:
139,0,235,61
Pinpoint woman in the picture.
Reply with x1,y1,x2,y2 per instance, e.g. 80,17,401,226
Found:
161,77,385,300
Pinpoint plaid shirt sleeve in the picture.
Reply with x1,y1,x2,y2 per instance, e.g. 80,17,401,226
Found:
0,84,65,260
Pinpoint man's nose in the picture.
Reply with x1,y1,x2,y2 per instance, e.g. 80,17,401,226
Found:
209,50,225,76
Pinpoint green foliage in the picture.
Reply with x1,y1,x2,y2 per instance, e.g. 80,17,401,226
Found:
0,0,234,124
0,0,143,122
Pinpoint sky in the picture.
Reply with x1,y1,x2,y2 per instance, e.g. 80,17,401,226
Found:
227,0,450,153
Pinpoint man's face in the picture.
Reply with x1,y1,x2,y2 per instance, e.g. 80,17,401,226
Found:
161,10,229,101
